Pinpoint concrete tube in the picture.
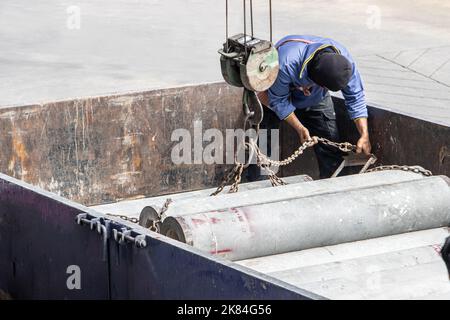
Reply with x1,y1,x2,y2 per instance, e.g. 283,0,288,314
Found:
151,171,424,221
90,174,312,218
161,175,450,261
138,174,312,227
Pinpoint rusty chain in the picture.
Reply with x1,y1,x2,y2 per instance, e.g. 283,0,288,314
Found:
316,137,356,153
365,165,432,177
210,163,245,196
111,88,433,222
212,133,433,195
158,198,173,221
106,213,139,224
105,198,173,229
210,91,364,196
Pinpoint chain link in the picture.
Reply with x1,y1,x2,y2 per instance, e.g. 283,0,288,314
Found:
252,138,317,167
365,165,432,177
210,134,358,196
316,137,356,153
159,198,173,218
211,163,245,196
106,213,139,224
105,198,173,228
108,90,433,215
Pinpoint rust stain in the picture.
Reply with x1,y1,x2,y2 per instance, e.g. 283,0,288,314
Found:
8,128,31,179
131,135,142,171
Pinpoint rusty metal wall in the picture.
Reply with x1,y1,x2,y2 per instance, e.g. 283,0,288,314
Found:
0,82,448,208
280,98,450,178
0,83,242,206
363,104,450,176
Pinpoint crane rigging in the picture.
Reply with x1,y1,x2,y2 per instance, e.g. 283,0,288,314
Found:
218,0,279,93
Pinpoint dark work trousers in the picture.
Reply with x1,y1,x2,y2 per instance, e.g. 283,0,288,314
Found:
247,93,344,181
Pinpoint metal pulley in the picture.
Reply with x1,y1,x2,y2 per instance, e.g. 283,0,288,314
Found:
219,34,279,92
219,0,278,92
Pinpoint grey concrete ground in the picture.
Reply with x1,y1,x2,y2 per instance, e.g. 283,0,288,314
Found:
0,0,449,123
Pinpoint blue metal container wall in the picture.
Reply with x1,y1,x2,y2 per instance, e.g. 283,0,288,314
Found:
0,173,320,300
0,174,110,299
107,223,318,299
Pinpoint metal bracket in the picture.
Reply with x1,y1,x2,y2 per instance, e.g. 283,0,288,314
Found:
75,213,110,261
243,89,264,127
218,49,240,59
112,226,147,248
75,212,148,264
332,153,378,178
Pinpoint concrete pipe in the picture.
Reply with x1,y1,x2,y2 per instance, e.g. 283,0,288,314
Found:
138,174,312,227
161,175,450,261
147,170,424,224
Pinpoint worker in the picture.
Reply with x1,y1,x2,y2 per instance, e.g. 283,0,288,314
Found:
248,35,371,180
443,236,450,278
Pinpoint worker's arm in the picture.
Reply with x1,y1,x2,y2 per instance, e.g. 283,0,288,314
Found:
267,69,296,120
284,112,313,143
354,117,371,154
268,69,313,143
340,55,371,154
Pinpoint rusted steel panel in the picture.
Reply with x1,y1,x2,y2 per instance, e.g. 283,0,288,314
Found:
281,98,450,178
365,106,450,176
1,82,448,206
0,83,242,206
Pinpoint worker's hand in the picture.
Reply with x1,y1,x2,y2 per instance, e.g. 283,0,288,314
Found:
356,135,371,154
298,126,312,144
299,86,312,97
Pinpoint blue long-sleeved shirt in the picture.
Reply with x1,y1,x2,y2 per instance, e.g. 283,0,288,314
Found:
268,35,367,120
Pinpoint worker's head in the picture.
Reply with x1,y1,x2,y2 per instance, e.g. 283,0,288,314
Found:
308,50,353,91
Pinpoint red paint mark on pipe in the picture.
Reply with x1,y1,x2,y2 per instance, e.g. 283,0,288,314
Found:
210,217,221,224
191,218,206,225
431,244,442,255
211,248,232,254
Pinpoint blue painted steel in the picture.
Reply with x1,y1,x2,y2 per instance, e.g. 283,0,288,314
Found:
0,174,110,299
107,221,320,299
0,173,321,300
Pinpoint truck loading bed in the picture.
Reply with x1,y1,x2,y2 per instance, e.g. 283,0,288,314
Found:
0,82,449,299
90,173,450,300
237,228,450,300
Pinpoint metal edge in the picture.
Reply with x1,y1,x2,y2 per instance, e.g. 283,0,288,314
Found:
0,171,324,300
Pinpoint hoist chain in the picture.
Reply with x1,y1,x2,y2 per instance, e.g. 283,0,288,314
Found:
316,137,356,153
106,213,139,224
211,90,433,196
210,163,245,196
105,198,173,229
159,198,173,217
365,164,432,177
